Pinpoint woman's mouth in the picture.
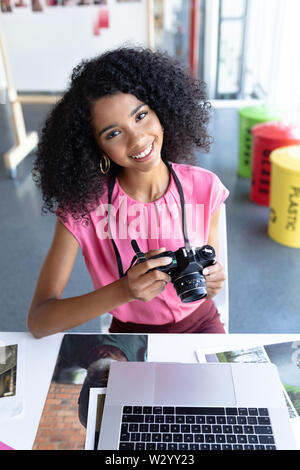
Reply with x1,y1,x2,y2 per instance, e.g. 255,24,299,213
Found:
129,142,154,162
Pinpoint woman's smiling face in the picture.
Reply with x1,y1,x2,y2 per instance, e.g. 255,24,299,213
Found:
90,92,164,172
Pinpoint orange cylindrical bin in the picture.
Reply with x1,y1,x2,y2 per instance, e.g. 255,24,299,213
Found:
250,122,300,206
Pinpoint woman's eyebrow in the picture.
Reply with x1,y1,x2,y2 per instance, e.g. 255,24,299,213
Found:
98,103,146,137
129,103,146,117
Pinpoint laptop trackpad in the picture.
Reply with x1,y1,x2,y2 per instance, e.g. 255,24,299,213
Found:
154,363,236,406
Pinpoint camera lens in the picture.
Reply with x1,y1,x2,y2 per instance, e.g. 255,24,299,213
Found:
173,272,207,302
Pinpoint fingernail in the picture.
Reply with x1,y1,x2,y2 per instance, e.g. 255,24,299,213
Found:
203,268,209,275
162,257,173,264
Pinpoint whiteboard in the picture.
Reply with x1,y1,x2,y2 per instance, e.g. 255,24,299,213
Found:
0,0,148,92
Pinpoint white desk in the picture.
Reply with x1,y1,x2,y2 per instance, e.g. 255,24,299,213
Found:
1,332,300,450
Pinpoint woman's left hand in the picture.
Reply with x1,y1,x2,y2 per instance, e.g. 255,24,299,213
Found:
203,261,226,298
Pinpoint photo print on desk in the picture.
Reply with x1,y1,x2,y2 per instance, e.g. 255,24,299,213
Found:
85,386,107,450
202,341,300,420
33,334,148,450
0,339,25,419
0,344,17,399
264,342,300,417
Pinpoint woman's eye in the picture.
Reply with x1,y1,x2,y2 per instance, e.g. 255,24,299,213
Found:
106,130,120,140
104,111,148,139
136,111,148,121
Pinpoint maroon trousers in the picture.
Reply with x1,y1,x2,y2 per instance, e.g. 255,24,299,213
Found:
109,299,225,334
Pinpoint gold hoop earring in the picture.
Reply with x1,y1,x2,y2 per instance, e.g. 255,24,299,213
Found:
100,155,110,175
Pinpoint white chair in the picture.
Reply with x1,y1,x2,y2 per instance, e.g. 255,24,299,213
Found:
99,311,113,334
213,203,229,332
99,203,229,333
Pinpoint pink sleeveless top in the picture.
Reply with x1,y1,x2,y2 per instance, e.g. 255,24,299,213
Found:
57,163,229,325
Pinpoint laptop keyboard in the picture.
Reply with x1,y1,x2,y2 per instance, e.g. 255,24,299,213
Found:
119,406,277,450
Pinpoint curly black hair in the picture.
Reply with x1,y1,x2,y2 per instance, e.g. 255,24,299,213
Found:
32,46,212,220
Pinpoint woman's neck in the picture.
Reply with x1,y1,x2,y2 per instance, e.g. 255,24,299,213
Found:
117,160,170,203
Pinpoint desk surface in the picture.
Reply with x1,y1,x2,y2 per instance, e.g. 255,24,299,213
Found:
1,332,300,450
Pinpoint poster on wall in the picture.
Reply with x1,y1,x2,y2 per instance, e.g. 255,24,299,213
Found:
0,0,107,11
31,0,43,11
1,0,13,11
1,0,148,90
14,0,27,7
62,0,107,5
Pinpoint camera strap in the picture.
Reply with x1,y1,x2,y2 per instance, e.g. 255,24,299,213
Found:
107,161,191,279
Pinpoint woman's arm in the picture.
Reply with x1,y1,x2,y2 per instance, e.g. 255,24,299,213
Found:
27,219,132,338
204,207,226,298
207,207,220,258
27,219,172,338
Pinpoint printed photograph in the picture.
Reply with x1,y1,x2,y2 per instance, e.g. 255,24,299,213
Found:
0,344,17,399
62,0,106,4
85,387,106,450
1,0,13,11
264,341,300,416
33,334,148,450
205,344,300,419
205,346,267,364
62,0,82,5
31,0,43,11
14,0,27,6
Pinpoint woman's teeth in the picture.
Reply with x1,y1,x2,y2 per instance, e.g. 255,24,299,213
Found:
130,143,153,159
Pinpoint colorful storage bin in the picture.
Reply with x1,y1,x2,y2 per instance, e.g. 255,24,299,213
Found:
268,145,300,248
238,104,283,179
250,122,300,206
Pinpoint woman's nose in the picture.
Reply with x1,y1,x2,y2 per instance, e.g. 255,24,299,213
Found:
127,125,146,144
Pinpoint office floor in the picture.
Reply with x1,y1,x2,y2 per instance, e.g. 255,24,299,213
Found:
0,100,299,333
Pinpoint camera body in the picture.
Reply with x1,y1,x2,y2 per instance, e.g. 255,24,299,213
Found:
149,245,216,303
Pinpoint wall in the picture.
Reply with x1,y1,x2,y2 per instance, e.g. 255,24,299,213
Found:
0,0,148,92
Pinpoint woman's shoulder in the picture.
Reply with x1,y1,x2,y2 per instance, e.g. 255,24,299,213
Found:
170,161,217,182
170,162,228,204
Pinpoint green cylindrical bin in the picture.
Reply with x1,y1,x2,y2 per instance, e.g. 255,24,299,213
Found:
238,104,283,179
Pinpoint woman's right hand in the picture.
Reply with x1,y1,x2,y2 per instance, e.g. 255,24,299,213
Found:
126,247,172,302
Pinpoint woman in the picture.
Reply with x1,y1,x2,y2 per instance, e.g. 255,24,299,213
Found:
28,47,229,338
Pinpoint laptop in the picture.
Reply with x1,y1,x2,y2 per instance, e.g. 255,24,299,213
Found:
97,362,297,450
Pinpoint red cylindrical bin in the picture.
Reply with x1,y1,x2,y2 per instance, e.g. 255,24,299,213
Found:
250,122,300,206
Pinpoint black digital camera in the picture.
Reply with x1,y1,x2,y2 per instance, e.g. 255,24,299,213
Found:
148,245,216,302
129,240,216,303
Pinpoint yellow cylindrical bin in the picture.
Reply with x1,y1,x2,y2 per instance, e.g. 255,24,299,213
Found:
268,145,300,248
